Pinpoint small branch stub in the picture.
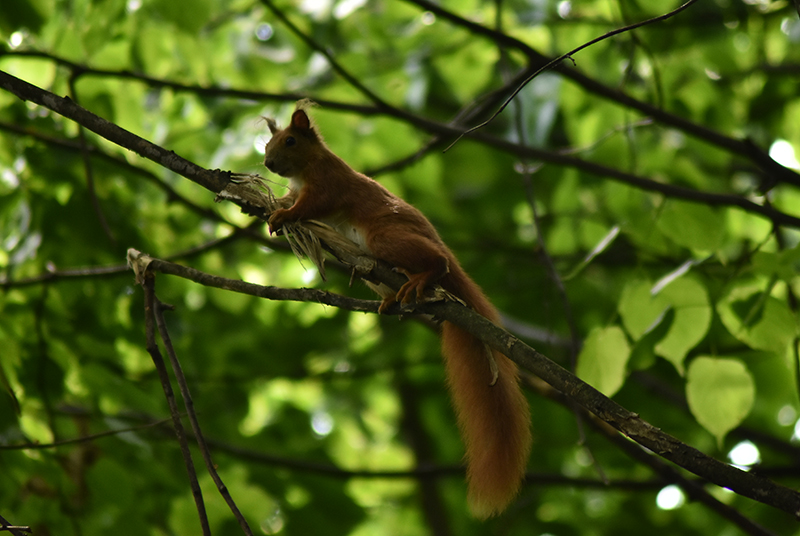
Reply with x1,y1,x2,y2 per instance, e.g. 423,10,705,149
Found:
127,248,154,284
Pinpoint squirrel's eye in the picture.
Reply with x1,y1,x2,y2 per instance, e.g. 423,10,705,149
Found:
285,136,296,147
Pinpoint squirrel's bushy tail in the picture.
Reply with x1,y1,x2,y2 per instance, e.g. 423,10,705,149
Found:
441,268,532,519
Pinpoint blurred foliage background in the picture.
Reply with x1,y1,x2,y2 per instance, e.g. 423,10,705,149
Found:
2,0,800,534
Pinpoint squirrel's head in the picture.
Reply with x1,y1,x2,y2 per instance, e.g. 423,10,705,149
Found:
263,107,320,178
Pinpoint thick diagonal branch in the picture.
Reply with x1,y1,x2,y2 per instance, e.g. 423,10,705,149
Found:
134,252,800,518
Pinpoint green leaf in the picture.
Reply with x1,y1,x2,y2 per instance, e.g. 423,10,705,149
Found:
686,356,755,447
751,247,800,281
4,0,800,532
618,279,670,340
654,277,712,375
656,200,725,251
577,326,631,397
150,0,213,34
619,277,712,374
717,285,798,357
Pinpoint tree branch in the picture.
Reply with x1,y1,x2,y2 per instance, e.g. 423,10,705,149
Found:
527,377,778,536
150,283,254,535
0,418,173,450
443,0,702,150
142,274,211,536
134,253,800,518
67,73,116,245
4,63,800,519
0,514,30,536
0,119,225,223
0,229,269,289
402,0,800,189
2,68,799,230
0,70,230,195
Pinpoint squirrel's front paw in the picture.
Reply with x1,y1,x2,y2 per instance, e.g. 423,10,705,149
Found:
268,208,290,234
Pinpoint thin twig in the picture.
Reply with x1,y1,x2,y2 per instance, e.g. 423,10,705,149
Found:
0,229,264,289
0,418,173,450
68,73,116,244
143,275,211,536
445,0,701,150
0,70,230,195
0,119,224,223
146,255,381,312
152,294,254,535
402,0,800,188
0,514,29,536
259,0,392,111
2,69,800,230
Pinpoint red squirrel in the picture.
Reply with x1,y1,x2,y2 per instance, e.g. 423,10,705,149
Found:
263,102,532,518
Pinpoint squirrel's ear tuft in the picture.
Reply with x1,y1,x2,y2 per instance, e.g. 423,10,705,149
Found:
294,98,317,112
266,117,280,135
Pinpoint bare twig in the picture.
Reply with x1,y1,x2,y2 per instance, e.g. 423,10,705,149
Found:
152,292,254,535
402,0,800,189
67,73,116,244
0,229,263,289
0,418,173,450
0,514,30,536
444,0,701,150
0,70,230,195
0,527,30,535
0,119,225,223
259,0,392,111
2,69,798,230
141,253,381,313
143,275,211,536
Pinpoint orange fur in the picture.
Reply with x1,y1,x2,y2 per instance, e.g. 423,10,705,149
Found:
264,103,532,518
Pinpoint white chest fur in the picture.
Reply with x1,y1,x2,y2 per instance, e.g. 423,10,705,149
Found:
320,213,369,253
